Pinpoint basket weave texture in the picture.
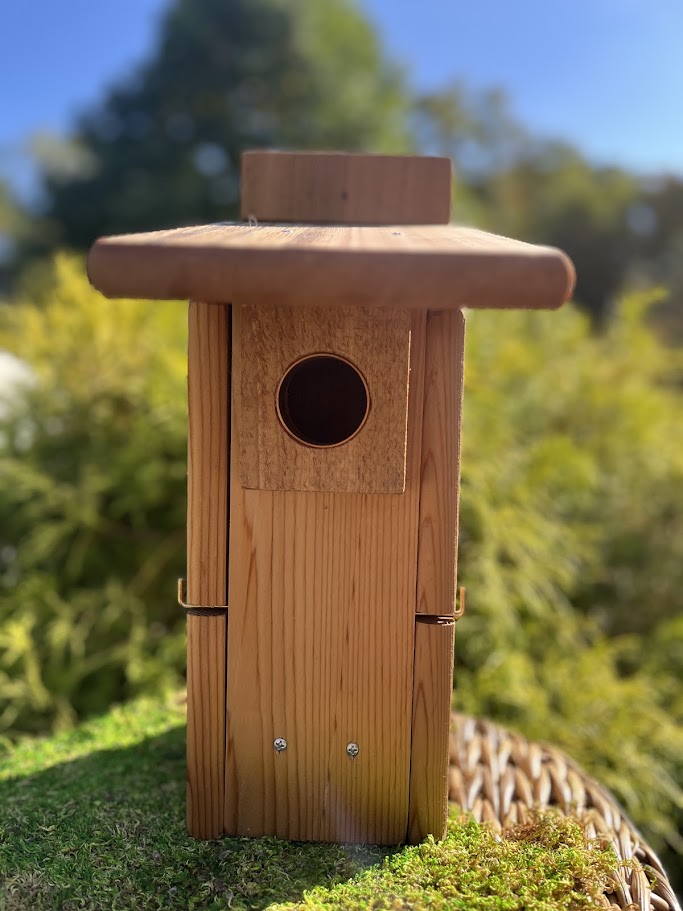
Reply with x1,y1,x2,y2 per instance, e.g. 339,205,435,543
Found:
449,713,681,911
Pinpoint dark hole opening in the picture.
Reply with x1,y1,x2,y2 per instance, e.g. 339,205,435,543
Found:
277,355,369,447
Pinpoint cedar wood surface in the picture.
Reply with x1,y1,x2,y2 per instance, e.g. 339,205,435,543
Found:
416,310,465,615
88,222,575,312
238,304,412,493
186,613,227,839
187,302,229,607
240,151,452,225
186,302,229,839
405,309,465,840
408,619,456,844
226,305,427,842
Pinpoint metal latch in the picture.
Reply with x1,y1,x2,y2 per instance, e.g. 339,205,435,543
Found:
178,578,228,616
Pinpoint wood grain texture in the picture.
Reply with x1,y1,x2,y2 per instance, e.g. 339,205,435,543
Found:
88,223,575,312
416,311,466,615
186,302,230,838
187,613,227,838
239,305,411,493
407,619,455,844
187,302,229,606
225,309,427,843
240,151,452,225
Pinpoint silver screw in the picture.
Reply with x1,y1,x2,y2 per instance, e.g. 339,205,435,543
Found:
346,742,359,758
274,738,287,752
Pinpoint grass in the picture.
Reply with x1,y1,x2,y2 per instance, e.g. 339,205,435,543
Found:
0,695,619,911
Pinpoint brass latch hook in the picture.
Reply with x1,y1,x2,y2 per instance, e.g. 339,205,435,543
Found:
178,579,228,616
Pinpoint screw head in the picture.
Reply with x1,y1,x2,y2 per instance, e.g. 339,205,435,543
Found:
346,742,359,758
274,738,287,752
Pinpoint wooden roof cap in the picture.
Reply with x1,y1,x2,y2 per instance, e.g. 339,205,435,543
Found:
88,151,575,311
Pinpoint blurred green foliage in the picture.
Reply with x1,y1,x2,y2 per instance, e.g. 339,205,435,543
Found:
0,256,682,879
457,296,683,863
0,256,188,734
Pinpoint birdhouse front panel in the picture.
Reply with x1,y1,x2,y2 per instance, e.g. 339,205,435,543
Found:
238,304,412,493
225,306,428,843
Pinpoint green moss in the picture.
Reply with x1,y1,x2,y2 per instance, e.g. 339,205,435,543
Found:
274,814,617,911
0,696,618,911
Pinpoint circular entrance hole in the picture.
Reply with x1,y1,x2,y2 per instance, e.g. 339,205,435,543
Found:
276,354,369,448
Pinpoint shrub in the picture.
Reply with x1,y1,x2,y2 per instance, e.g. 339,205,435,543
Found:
0,255,188,734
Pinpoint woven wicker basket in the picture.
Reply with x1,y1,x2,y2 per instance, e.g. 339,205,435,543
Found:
449,713,681,911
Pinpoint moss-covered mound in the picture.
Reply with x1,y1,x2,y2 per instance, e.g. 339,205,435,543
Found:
0,695,618,911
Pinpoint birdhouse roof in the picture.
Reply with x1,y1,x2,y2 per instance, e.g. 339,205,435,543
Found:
88,222,574,311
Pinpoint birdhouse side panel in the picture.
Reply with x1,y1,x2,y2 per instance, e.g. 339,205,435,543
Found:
416,310,465,615
238,304,411,493
407,617,455,843
185,301,230,840
187,301,230,606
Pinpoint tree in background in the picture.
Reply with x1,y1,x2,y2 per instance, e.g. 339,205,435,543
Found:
0,180,32,294
412,83,683,327
636,177,683,341
483,148,640,326
414,84,683,332
34,0,409,252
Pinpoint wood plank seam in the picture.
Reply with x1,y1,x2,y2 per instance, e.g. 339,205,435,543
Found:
415,616,455,625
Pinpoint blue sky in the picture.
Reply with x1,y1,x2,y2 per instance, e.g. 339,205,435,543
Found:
1,0,682,200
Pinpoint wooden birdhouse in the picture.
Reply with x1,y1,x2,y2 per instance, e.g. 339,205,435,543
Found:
88,151,574,845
